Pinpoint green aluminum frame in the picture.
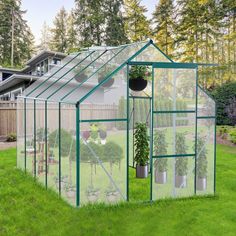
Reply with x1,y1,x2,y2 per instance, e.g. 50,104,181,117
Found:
19,39,217,207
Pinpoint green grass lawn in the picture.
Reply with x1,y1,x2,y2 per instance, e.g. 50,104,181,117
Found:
0,144,236,235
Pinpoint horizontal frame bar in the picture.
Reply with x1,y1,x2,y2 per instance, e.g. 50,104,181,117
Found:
152,154,195,159
80,118,127,123
197,116,216,119
153,110,195,114
129,96,152,99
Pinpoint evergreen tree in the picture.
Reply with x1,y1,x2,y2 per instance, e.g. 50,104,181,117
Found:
0,0,34,67
50,7,68,53
67,10,79,52
104,0,129,46
74,0,105,47
124,0,151,42
38,22,51,51
152,0,175,57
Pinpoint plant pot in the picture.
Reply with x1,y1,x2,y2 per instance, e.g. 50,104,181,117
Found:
136,164,148,178
87,191,100,203
66,188,76,198
129,77,148,91
75,72,87,83
82,131,90,141
196,177,207,191
101,139,106,145
98,76,114,88
106,191,119,203
155,170,167,184
99,130,107,140
175,175,187,188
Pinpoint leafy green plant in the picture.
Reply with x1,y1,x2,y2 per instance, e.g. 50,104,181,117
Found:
134,122,149,166
195,136,208,178
90,124,99,141
175,132,188,176
229,128,236,144
217,126,230,139
153,130,168,172
36,128,47,142
103,141,123,164
80,142,101,163
129,65,151,80
6,133,17,142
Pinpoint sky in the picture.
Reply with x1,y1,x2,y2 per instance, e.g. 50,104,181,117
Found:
21,0,156,44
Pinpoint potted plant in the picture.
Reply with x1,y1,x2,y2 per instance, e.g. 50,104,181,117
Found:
175,133,188,188
98,65,115,88
196,136,208,191
129,65,151,91
86,186,100,203
64,183,76,199
99,125,107,145
134,122,149,178
90,124,99,144
153,130,168,184
105,186,120,203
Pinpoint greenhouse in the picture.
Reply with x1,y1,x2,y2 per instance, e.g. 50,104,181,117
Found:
17,40,216,206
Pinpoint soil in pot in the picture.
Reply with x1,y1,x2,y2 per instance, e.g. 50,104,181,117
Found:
136,164,148,178
175,175,187,188
75,73,88,83
196,177,207,191
98,77,114,88
155,170,167,184
129,77,148,91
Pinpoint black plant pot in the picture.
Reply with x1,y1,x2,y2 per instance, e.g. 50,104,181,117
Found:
129,77,148,91
98,76,114,88
75,73,88,83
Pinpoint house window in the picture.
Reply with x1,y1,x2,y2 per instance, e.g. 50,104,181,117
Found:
52,58,61,65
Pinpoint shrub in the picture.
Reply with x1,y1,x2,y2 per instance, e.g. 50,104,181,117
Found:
217,126,230,139
6,133,17,142
229,128,236,144
211,81,236,125
103,141,123,163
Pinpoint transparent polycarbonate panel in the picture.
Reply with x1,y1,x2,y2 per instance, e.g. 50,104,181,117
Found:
128,99,134,167
60,103,76,206
47,102,59,192
35,100,46,185
131,44,171,62
36,51,104,100
80,67,127,120
154,68,196,111
25,99,35,175
63,42,147,103
196,119,215,195
80,121,126,205
153,113,195,156
197,87,215,117
23,52,83,97
152,156,195,200
17,97,25,170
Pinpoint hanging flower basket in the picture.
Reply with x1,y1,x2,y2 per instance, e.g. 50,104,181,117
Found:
129,77,148,91
98,76,114,88
75,72,88,83
82,130,90,141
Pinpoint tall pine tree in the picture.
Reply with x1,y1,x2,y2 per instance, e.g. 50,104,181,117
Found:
0,0,34,67
38,22,51,51
124,0,151,42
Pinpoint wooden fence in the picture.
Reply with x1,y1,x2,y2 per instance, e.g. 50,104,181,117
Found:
0,101,119,136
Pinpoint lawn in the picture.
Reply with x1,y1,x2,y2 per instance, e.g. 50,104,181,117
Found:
0,144,236,235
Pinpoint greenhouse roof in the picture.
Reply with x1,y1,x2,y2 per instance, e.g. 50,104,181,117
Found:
21,40,174,105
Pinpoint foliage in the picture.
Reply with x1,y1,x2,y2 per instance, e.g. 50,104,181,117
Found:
129,65,151,80
36,128,46,143
134,122,149,166
80,142,102,163
195,136,208,178
90,124,99,141
211,82,236,125
6,133,17,142
124,0,151,42
103,141,123,163
217,126,231,139
229,128,236,144
175,132,188,176
153,130,168,172
0,0,34,67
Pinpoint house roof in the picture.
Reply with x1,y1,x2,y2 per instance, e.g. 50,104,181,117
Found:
21,40,173,105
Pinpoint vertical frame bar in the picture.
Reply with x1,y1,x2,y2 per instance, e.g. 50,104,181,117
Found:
76,104,80,206
132,97,135,168
59,102,61,196
214,103,217,194
194,68,198,194
45,101,48,189
150,66,154,202
24,98,26,173
126,64,129,201
34,99,36,178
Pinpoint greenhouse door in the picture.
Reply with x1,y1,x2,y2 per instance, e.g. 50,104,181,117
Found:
151,63,197,201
